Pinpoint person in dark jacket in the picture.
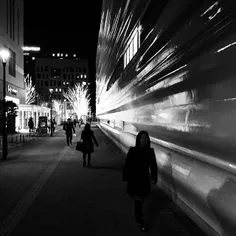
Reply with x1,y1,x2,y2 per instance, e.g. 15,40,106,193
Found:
81,123,98,167
63,118,75,145
123,130,158,232
28,117,34,133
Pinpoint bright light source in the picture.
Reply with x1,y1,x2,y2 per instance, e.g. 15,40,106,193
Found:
57,53,60,57
73,54,76,57
84,75,87,78
82,82,86,85
32,57,35,60
23,46,40,51
52,53,55,56
55,88,58,92
66,54,68,57
61,54,63,57
0,49,10,63
49,88,53,93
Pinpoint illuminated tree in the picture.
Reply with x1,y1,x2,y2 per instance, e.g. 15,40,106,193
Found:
24,74,37,105
63,83,91,118
52,99,63,121
52,99,63,114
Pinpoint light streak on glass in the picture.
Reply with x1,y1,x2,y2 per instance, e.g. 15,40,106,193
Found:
216,41,236,53
201,1,219,17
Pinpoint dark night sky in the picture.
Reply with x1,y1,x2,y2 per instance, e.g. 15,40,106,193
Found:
24,0,103,79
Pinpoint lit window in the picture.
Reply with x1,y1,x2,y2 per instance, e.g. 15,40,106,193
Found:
81,75,83,78
61,54,63,57
65,54,68,57
82,82,86,85
32,57,35,60
84,75,87,78
124,26,140,68
52,53,55,56
67,82,69,85
63,82,65,85
55,88,58,92
77,75,80,78
59,88,62,92
57,53,60,57
73,54,76,57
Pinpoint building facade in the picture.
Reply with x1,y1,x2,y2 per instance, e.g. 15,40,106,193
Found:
0,0,25,106
34,54,89,101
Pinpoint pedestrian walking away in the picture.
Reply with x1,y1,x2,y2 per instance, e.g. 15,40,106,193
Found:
28,117,34,133
81,123,99,167
122,130,158,232
63,118,76,145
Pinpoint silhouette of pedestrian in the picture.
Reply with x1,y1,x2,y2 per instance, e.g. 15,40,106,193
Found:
123,130,158,232
63,118,75,145
28,117,34,133
81,123,98,167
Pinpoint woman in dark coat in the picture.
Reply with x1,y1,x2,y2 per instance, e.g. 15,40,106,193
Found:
81,123,99,167
123,130,158,232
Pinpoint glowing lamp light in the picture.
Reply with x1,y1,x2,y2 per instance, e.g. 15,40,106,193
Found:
49,88,53,93
0,49,10,63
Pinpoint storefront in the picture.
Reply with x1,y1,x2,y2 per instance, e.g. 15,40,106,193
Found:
17,104,52,132
5,82,25,132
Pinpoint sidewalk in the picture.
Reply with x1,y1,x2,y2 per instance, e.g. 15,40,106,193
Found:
0,125,63,153
0,126,197,236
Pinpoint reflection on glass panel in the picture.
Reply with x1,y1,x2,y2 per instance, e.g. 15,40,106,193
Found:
134,32,138,55
130,40,134,59
124,52,127,67
127,48,130,64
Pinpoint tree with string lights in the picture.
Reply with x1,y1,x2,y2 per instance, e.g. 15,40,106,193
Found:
52,99,63,123
24,74,38,105
63,83,91,119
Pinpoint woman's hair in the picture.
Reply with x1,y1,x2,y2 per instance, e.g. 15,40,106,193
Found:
84,123,91,131
135,130,151,148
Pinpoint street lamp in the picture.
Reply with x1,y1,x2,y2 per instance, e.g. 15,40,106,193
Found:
49,88,53,137
0,48,10,160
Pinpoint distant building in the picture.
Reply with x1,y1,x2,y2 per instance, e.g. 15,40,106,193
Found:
34,53,89,101
0,0,25,105
23,46,40,81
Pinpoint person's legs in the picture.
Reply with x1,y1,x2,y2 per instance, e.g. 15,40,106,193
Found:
66,134,70,145
134,199,143,223
134,197,148,231
87,153,91,166
69,133,72,144
83,152,87,166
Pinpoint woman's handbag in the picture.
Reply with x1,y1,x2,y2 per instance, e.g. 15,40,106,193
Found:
76,140,83,152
